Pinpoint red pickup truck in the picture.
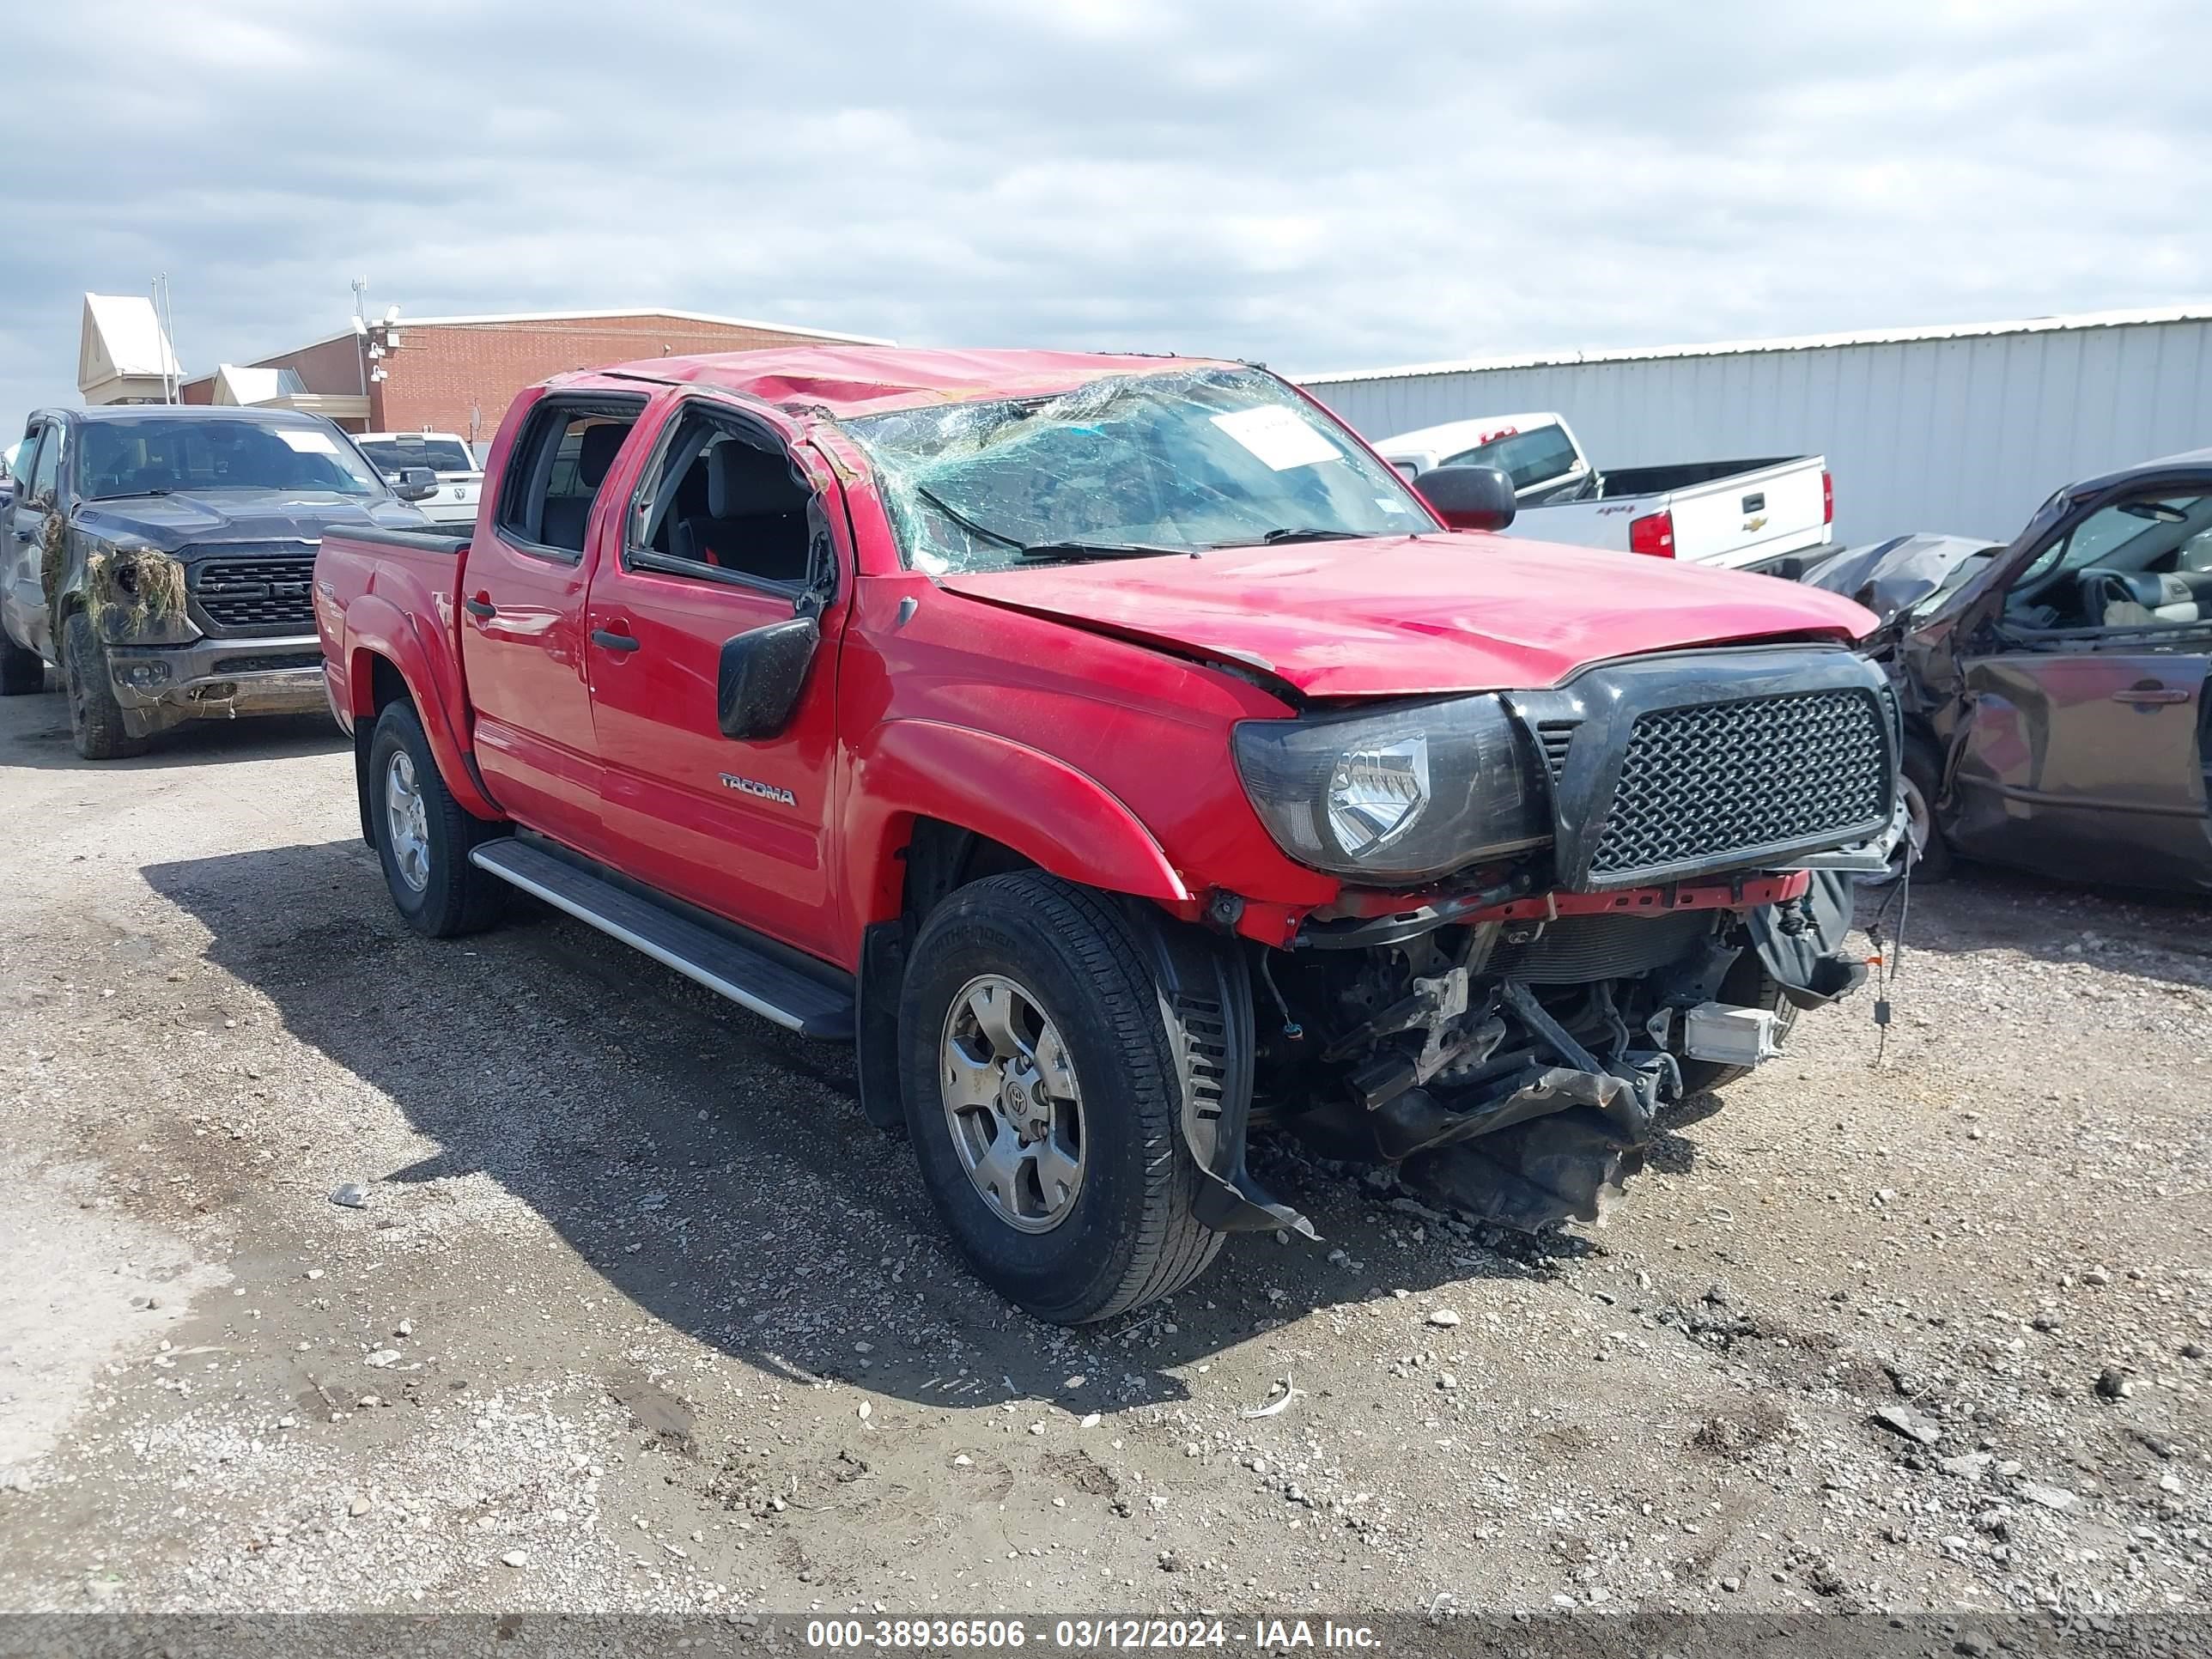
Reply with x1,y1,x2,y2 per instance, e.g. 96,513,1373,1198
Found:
314,347,1898,1324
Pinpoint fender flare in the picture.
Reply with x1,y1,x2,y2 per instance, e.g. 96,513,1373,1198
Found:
342,594,503,821
847,719,1191,921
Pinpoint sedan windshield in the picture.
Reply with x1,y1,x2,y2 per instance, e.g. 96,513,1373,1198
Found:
842,366,1431,573
74,416,387,500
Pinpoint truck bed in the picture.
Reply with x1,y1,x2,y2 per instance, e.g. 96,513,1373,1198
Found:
1510,453,1830,571
1595,456,1797,498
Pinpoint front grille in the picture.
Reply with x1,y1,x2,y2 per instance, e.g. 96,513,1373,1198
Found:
1587,689,1889,881
189,552,317,632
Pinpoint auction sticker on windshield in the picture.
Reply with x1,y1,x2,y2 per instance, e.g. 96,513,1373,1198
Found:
275,428,339,455
1209,404,1343,471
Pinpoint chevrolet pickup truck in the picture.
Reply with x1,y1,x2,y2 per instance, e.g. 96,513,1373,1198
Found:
315,347,1899,1324
1376,412,1834,574
1,405,437,757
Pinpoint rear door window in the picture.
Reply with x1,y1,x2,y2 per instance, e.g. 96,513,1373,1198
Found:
493,398,647,559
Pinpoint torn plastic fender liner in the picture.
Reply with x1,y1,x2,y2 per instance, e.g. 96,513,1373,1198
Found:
1117,900,1315,1240
1748,869,1869,1009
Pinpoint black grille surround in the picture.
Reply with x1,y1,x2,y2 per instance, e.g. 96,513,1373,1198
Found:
185,544,319,635
1507,647,1899,892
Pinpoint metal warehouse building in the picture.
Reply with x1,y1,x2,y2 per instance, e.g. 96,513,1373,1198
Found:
1300,306,2212,546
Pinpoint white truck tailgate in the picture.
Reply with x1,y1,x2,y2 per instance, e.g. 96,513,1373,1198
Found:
1666,458,1829,570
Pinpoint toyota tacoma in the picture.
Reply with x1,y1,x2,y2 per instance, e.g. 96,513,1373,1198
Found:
313,347,1899,1324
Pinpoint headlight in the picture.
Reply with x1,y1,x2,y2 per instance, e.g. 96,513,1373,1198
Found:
1232,695,1549,883
87,541,200,646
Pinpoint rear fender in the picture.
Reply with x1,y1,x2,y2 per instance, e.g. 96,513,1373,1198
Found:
846,720,1192,925
342,593,502,822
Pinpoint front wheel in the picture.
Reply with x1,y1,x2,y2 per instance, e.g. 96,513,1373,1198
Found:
897,872,1224,1324
1860,736,1950,886
60,611,148,759
1898,738,1952,883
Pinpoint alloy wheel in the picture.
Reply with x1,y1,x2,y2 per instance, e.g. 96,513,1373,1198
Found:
384,749,433,893
938,973,1087,1234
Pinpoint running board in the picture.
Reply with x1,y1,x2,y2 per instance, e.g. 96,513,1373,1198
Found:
469,840,855,1041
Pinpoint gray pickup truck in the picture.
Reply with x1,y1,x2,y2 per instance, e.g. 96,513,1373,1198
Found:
0,405,436,757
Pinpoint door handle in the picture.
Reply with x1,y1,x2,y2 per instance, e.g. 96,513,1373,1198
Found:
463,595,496,619
2110,685,2191,706
591,626,641,653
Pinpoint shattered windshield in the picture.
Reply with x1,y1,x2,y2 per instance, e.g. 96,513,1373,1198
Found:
841,366,1431,573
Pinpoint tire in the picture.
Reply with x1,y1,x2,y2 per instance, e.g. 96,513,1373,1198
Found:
367,701,508,938
1676,950,1802,1095
60,611,149,759
1899,737,1952,884
897,872,1224,1324
0,624,44,695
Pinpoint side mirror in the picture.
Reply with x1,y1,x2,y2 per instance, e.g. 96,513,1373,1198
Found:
396,466,439,503
717,615,820,740
1416,464,1517,532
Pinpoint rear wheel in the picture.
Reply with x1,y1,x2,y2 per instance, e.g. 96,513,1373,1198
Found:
60,611,148,759
368,701,508,937
898,872,1223,1324
0,625,44,695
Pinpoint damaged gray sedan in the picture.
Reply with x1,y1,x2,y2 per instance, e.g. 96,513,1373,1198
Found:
1808,452,2212,890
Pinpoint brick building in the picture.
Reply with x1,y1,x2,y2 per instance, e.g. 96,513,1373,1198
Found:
178,307,889,441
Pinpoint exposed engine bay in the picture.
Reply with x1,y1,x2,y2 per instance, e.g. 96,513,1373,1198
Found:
1249,874,1866,1232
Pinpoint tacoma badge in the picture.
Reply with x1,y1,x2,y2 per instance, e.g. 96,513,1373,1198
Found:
720,773,797,807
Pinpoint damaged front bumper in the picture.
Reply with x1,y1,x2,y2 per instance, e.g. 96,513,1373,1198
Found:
104,633,331,737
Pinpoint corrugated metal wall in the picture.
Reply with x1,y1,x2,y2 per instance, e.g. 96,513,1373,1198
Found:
1302,318,2212,545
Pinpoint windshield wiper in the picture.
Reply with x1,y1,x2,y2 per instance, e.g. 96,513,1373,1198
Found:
1249,527,1366,545
1016,539,1191,562
912,483,1189,563
88,486,173,501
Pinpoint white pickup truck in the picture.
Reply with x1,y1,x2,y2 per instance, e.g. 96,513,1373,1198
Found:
1376,412,1832,573
356,430,483,526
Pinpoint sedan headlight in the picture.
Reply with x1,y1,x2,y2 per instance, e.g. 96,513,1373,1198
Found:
1232,696,1549,883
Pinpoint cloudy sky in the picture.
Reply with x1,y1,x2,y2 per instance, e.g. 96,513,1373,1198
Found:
3,0,2204,433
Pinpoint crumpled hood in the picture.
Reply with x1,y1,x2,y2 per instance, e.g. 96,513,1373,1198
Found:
939,532,1878,697
73,490,427,555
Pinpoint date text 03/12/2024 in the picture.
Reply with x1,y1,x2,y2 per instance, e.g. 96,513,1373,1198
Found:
802,1618,1381,1650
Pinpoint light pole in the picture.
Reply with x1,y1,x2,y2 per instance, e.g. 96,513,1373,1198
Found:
350,277,370,421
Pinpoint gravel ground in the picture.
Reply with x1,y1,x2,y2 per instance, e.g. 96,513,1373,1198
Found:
1,686,2207,1623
